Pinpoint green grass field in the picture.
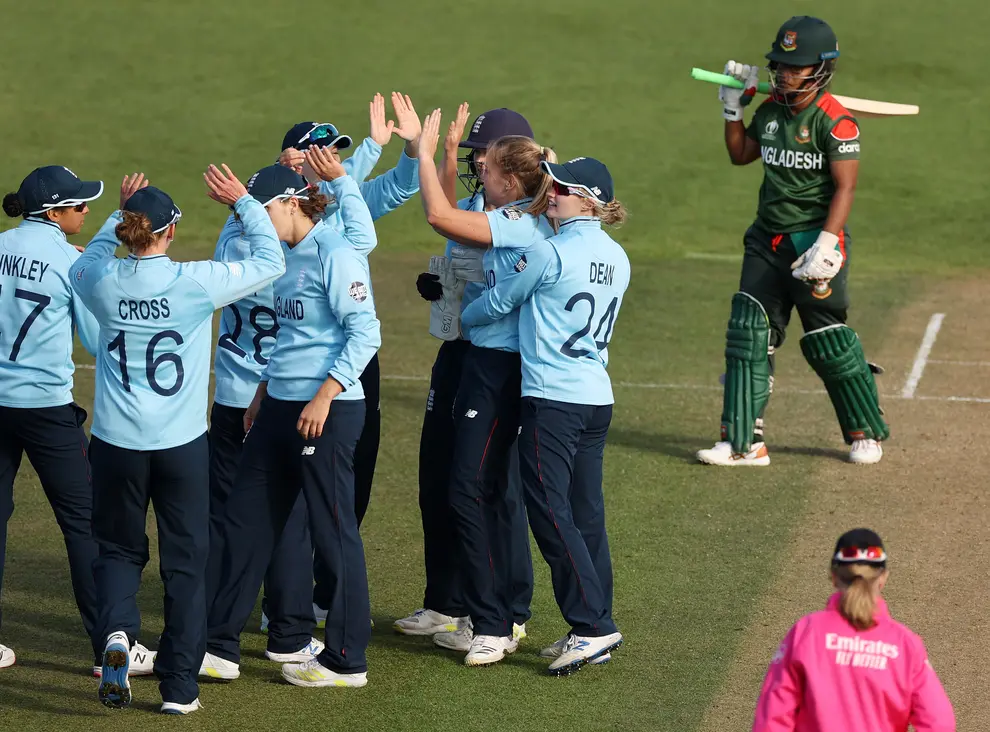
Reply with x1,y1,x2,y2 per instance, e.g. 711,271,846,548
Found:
2,1,989,730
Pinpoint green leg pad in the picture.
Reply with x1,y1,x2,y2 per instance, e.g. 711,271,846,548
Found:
720,293,772,454
800,325,890,444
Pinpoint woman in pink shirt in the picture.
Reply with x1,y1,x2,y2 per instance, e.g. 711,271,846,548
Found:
753,528,955,732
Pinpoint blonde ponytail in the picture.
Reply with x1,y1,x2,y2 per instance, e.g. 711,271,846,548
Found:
593,199,628,227
834,564,884,631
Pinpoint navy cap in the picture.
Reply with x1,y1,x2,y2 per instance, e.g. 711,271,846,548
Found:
124,187,182,234
18,165,103,216
460,108,534,150
832,528,887,567
281,122,352,152
247,165,309,207
541,157,614,204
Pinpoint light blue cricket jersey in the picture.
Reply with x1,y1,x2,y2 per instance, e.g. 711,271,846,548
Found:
213,168,380,408
468,199,554,353
0,218,100,408
69,195,285,450
462,217,630,405
317,143,420,250
262,219,382,402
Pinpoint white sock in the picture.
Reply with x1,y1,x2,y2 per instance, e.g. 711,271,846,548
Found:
106,631,129,649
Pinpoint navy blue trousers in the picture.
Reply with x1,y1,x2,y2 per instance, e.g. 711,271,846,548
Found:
314,353,380,610
518,398,616,637
90,433,209,705
0,403,100,662
207,397,369,673
207,402,314,654
448,346,534,637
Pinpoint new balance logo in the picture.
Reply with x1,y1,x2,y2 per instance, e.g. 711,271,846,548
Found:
134,652,147,666
465,409,478,418
301,446,315,456
574,640,590,652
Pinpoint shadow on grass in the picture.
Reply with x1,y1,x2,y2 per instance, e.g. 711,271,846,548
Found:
0,672,105,716
771,444,848,462
607,428,706,461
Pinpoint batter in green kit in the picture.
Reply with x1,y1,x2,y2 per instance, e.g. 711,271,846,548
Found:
697,15,889,467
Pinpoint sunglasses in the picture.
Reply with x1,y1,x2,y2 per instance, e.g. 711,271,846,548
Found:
834,546,887,563
552,181,591,199
298,123,340,147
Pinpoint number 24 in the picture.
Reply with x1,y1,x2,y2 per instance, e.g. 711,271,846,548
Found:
560,292,618,358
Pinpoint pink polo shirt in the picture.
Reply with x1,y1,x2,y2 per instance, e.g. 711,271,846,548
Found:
753,592,955,732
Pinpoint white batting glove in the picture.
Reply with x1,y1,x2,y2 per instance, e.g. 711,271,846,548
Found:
719,61,759,122
791,231,844,281
449,245,485,283
428,256,466,341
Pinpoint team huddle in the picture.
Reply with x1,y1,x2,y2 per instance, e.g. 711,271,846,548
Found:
0,13,955,730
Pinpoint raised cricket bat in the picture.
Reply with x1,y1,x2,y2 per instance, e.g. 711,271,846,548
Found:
690,68,920,118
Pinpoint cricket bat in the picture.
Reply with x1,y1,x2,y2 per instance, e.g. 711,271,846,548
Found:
691,68,920,118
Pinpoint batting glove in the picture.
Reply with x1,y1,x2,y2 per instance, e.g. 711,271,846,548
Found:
719,61,759,122
791,231,844,282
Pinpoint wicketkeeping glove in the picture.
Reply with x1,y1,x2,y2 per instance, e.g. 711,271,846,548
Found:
416,272,443,302
449,245,485,283
719,60,759,122
791,231,844,282
428,256,466,341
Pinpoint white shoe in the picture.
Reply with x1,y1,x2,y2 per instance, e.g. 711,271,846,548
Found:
93,642,156,677
849,439,883,464
198,652,240,680
513,623,527,642
464,634,518,667
697,440,770,467
281,658,368,688
260,611,269,634
314,603,328,629
547,632,623,676
161,698,203,715
434,626,473,652
266,637,325,663
98,631,132,708
0,643,15,669
393,608,468,636
540,634,611,665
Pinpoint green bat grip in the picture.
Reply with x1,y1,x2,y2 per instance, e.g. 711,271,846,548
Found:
691,68,771,95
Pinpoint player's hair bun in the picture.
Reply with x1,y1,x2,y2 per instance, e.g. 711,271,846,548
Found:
2,192,24,218
115,211,157,253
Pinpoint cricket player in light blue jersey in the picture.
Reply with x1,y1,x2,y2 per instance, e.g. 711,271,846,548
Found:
462,157,630,676
413,110,554,667
204,163,381,690
208,95,418,645
70,169,285,714
398,106,536,651
0,166,103,673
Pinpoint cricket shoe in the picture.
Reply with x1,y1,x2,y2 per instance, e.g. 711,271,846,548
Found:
849,439,883,465
0,643,15,669
393,608,468,635
161,698,203,715
93,642,155,677
547,632,623,676
266,637,325,663
540,634,611,665
464,634,518,667
697,441,770,467
434,626,473,652
281,658,368,688
98,631,132,708
199,652,240,681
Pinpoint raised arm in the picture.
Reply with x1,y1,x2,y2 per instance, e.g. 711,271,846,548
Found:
440,103,470,206
306,146,377,256
418,108,493,248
